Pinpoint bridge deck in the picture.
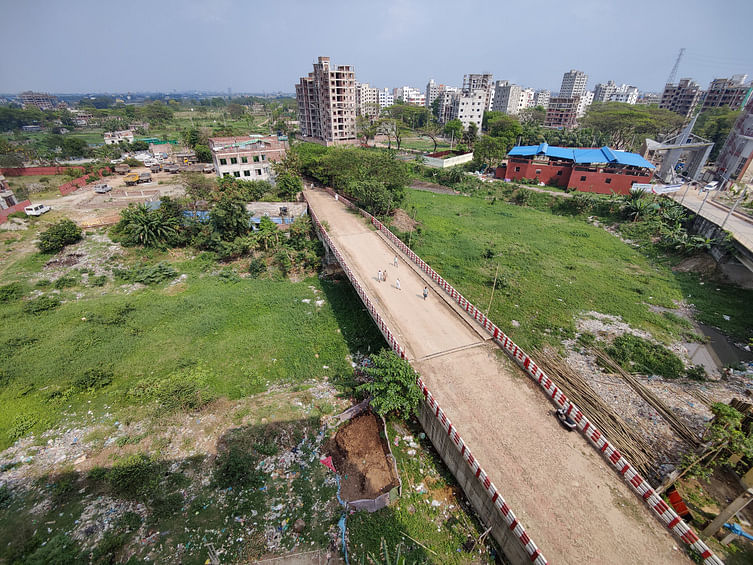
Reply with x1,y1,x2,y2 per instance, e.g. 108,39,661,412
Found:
306,188,689,564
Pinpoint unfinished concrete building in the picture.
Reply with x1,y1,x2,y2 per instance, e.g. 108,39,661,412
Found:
295,56,357,146
659,78,704,118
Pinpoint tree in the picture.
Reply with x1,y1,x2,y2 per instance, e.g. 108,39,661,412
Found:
418,121,443,153
38,219,83,253
462,122,479,147
209,195,249,241
256,216,279,251
378,118,404,151
181,172,216,211
443,119,463,144
348,179,395,215
118,204,179,247
519,106,547,126
580,102,684,151
276,171,303,199
356,349,421,418
181,128,201,148
194,144,212,163
356,115,378,146
695,107,741,160
473,135,508,168
227,103,245,119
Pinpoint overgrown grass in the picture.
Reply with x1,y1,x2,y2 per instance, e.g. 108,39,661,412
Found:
401,189,752,350
0,262,384,448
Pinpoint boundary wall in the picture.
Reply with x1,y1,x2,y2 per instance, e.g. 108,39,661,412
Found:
307,186,723,565
0,200,32,223
0,166,84,177
305,191,547,564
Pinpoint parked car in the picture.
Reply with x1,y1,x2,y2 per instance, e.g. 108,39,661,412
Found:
701,181,719,192
93,183,112,194
24,204,51,216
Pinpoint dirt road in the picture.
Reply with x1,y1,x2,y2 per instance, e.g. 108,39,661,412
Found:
305,188,689,564
34,168,185,227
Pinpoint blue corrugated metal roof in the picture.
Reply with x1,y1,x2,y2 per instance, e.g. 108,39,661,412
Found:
508,145,655,169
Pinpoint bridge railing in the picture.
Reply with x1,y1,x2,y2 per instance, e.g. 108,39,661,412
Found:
310,187,722,565
305,192,548,565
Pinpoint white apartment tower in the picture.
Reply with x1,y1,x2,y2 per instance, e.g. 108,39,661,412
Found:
456,89,486,132
492,81,521,115
534,90,550,109
295,56,357,146
425,79,440,109
559,69,588,98
463,73,494,110
593,81,617,103
378,88,394,108
355,82,380,118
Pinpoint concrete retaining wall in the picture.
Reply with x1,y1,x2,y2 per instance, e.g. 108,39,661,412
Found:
416,399,533,563
422,152,474,169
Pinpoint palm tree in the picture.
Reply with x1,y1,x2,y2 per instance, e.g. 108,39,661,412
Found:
122,204,178,247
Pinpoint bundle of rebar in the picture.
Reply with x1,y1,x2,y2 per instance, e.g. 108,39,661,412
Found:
591,348,700,447
534,347,654,476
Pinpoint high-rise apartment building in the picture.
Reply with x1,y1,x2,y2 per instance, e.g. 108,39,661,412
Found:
545,96,581,128
637,92,661,105
716,95,753,185
462,73,494,110
659,78,703,118
425,79,440,109
534,90,551,109
355,82,380,118
19,91,57,110
559,70,588,98
393,86,425,107
295,56,357,146
456,89,486,132
491,81,521,115
610,85,639,104
701,75,752,112
436,88,459,123
576,91,594,117
378,88,394,108
593,81,617,103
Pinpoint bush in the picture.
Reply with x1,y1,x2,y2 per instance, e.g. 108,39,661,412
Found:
105,454,160,498
0,282,23,302
23,294,61,314
127,367,214,412
248,257,266,278
38,219,83,253
71,369,113,392
53,273,79,289
686,364,707,381
605,334,684,379
356,349,421,417
89,274,107,286
8,413,37,441
113,262,177,285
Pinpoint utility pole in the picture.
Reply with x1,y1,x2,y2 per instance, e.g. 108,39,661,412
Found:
721,186,747,230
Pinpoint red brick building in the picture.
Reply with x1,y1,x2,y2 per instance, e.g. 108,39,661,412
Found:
495,143,655,195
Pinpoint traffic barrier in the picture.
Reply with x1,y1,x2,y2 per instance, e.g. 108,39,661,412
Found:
310,187,722,565
305,192,548,564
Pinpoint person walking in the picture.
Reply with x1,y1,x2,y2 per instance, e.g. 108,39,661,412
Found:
377,269,382,282
395,278,401,291
383,269,388,283
423,286,428,300
393,255,398,268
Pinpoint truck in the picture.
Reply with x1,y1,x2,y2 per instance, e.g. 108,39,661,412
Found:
124,173,140,186
138,172,152,183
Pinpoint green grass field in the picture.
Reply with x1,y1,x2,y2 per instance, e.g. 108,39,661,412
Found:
399,136,452,153
0,246,385,450
400,189,753,349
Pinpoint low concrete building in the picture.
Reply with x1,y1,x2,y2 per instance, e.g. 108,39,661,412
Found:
104,130,134,144
496,143,655,195
246,201,307,228
422,150,474,169
209,135,287,181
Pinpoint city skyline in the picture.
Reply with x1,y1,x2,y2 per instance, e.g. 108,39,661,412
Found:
1,0,752,95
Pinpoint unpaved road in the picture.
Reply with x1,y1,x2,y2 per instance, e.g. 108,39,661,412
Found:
33,168,185,227
305,188,689,565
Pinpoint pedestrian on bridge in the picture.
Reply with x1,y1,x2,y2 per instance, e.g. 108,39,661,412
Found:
423,286,429,300
383,269,388,283
395,278,401,291
393,255,398,268
377,269,383,282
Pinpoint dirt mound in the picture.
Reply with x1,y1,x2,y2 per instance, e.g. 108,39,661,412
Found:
390,209,418,232
326,411,399,501
672,253,717,276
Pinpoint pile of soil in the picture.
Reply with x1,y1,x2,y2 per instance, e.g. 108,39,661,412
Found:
390,208,419,232
325,411,399,502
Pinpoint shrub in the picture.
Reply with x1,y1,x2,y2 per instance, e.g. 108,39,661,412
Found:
357,349,421,417
248,257,266,278
89,274,107,286
113,262,177,285
0,282,23,302
23,294,61,314
8,413,37,441
686,365,707,381
53,273,79,289
105,454,160,498
71,369,113,392
605,334,684,379
38,219,83,254
127,367,214,412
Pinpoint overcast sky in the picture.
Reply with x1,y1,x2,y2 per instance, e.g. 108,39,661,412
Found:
1,0,751,95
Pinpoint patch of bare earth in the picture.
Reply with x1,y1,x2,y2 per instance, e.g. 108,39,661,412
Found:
390,208,418,232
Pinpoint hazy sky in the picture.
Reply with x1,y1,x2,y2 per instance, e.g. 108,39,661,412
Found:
1,0,752,95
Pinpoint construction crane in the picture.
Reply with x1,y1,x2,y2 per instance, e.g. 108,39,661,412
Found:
666,48,685,86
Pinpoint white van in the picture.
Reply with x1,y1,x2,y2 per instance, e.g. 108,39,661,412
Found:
24,204,52,216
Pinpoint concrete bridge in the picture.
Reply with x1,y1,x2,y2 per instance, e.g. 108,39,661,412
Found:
304,187,721,564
